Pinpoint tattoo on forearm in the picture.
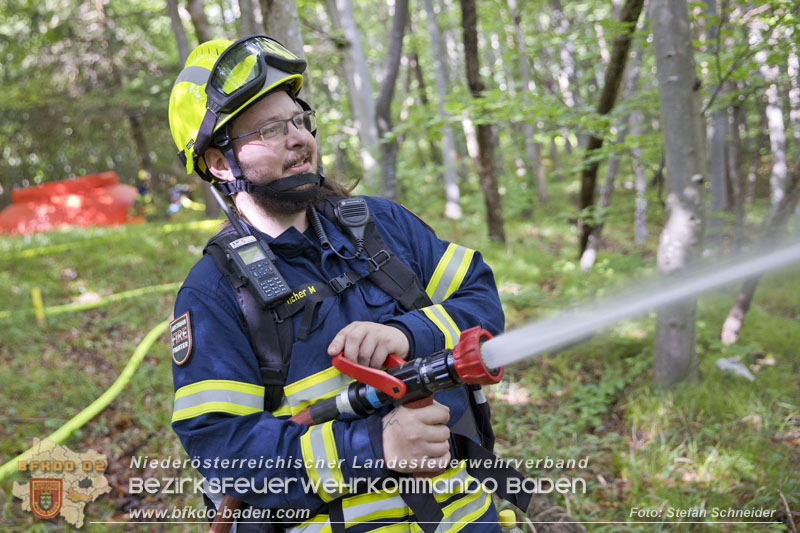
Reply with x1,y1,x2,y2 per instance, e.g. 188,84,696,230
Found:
382,409,400,429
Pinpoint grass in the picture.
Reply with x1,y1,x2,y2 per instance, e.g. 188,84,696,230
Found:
0,179,797,532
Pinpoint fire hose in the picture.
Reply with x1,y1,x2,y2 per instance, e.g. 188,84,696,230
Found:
210,326,502,533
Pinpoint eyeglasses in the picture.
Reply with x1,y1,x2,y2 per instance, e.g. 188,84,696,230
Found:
231,110,317,146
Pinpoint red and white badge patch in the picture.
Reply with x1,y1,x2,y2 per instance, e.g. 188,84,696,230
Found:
170,311,193,366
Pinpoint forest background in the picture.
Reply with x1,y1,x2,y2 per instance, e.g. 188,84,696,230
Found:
1,0,799,531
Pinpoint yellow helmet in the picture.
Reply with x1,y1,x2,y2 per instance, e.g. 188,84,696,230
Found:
168,36,306,178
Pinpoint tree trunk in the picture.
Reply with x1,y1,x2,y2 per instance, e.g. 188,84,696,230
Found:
127,112,155,191
423,0,462,219
186,0,214,42
408,47,444,169
752,25,788,210
550,0,582,116
720,161,800,345
631,107,648,244
261,0,314,107
704,0,727,254
325,0,379,187
577,0,645,256
728,101,746,249
507,0,547,207
649,0,706,387
375,0,409,200
167,0,190,66
580,37,644,271
185,0,221,217
788,47,800,148
237,0,262,38
460,0,505,242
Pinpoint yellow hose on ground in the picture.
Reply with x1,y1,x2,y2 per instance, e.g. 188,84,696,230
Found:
0,319,169,481
0,282,180,320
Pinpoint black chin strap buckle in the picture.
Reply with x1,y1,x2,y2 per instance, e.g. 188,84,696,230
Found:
216,179,251,196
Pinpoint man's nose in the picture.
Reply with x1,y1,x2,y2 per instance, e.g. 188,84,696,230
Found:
284,119,308,147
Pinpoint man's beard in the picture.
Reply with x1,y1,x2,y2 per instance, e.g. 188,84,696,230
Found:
242,164,322,215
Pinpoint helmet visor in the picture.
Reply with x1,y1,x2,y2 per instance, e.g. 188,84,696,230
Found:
207,36,306,114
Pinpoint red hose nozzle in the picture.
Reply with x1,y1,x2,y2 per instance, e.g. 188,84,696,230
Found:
452,326,503,385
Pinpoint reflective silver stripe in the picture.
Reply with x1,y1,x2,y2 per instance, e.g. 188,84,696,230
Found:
173,65,211,87
434,490,491,533
342,494,407,522
286,372,352,410
173,388,263,412
308,427,343,496
425,305,460,348
301,424,347,502
431,245,470,304
472,388,487,404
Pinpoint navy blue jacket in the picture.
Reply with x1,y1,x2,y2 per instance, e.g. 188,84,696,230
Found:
172,196,504,532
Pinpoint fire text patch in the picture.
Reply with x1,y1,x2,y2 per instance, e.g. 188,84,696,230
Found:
170,311,193,366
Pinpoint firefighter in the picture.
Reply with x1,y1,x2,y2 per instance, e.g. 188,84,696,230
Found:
168,36,507,532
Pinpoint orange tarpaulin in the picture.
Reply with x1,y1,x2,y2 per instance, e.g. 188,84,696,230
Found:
0,172,140,235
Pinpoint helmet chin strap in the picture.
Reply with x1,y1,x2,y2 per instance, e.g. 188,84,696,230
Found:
217,171,324,203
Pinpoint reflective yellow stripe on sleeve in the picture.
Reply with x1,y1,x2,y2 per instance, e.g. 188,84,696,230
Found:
172,380,264,422
300,421,349,502
272,365,355,418
426,244,475,304
422,304,461,349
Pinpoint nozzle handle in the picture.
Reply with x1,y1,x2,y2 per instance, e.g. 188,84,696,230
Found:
331,352,408,398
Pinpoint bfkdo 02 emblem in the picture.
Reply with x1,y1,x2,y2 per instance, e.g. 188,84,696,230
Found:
30,478,62,519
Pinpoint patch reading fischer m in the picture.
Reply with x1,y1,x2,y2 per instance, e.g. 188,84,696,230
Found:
170,311,193,366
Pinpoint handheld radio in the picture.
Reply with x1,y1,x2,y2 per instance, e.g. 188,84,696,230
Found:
210,184,292,308
225,234,292,307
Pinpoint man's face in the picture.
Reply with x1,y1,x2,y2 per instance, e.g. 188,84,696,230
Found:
230,90,319,214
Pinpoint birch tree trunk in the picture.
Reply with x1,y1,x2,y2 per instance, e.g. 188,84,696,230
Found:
324,0,379,186
375,0,409,200
167,0,190,66
721,162,800,345
423,0,462,219
460,0,505,242
577,0,645,257
752,25,788,209
650,0,706,387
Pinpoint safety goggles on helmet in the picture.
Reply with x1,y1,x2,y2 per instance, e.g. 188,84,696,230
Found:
206,36,306,114
191,36,307,170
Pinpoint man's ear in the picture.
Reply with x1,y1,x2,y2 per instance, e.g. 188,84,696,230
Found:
204,147,234,182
